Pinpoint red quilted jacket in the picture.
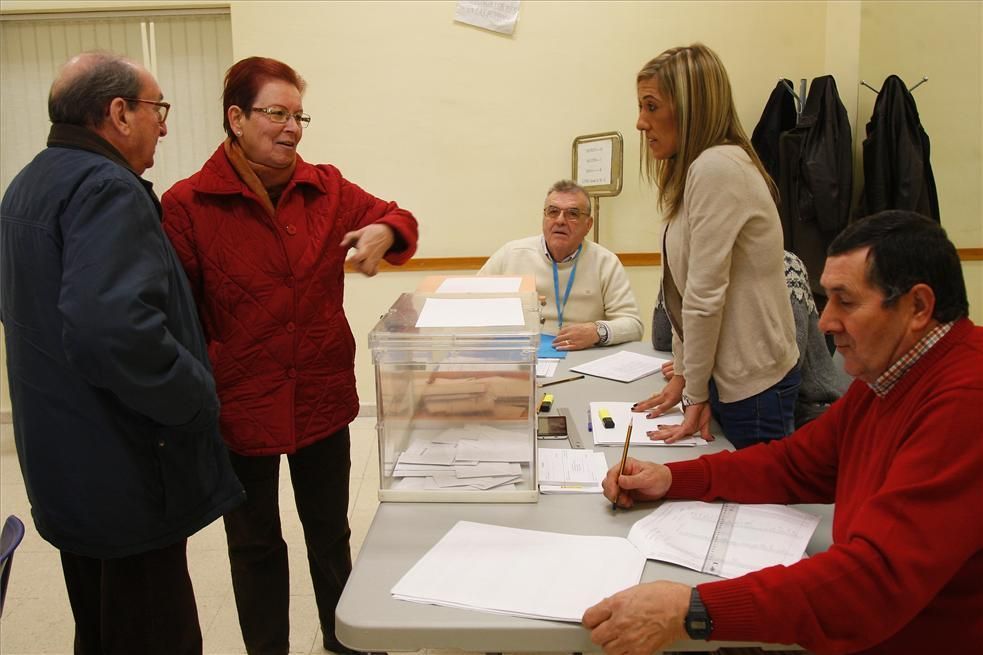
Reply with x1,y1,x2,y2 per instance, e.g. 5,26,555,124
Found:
161,146,418,455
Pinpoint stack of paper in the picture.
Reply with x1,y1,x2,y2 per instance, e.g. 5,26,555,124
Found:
570,350,670,382
390,425,533,491
537,448,608,494
589,402,711,447
392,501,819,623
391,521,646,622
392,503,819,622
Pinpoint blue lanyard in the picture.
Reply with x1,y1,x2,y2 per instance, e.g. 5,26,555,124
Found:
552,244,582,328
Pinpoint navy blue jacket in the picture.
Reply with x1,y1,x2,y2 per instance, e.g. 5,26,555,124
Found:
0,124,244,558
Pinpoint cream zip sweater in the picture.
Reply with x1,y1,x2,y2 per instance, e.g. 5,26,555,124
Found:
479,236,643,345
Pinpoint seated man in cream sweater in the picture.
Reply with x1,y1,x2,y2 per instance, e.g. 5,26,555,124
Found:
479,180,643,350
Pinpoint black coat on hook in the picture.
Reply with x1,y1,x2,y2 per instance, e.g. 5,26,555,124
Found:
751,79,798,183
775,75,852,306
859,74,940,221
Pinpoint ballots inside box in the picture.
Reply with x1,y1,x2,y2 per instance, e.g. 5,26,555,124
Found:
369,288,540,502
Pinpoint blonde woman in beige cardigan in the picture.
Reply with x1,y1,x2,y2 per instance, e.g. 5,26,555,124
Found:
632,43,800,449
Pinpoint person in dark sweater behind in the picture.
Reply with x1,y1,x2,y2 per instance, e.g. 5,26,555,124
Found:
584,211,982,654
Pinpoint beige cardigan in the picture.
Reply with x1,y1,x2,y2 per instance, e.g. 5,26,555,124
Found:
663,145,798,404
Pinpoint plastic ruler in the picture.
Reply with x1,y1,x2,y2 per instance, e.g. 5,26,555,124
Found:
701,502,739,576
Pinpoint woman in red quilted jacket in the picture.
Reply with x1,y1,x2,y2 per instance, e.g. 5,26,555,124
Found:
161,57,418,655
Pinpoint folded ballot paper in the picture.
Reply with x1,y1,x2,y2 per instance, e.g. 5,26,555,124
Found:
392,503,820,622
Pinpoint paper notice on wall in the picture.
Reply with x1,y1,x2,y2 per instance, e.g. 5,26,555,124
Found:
577,139,613,186
454,0,520,35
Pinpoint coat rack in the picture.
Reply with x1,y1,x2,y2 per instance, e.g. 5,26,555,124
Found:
781,78,808,123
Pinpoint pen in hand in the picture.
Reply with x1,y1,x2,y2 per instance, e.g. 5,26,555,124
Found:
612,417,633,510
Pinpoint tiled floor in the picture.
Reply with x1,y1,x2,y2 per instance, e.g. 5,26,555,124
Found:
0,417,412,655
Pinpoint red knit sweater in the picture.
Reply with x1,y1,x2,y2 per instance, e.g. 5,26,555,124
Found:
667,319,983,654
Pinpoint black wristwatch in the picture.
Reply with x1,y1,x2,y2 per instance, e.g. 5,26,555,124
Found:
684,587,713,640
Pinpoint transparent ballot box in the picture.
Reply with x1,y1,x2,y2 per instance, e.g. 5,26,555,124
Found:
369,291,540,502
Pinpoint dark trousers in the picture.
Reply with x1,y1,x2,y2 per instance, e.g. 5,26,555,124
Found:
60,539,201,655
709,366,801,449
224,428,353,655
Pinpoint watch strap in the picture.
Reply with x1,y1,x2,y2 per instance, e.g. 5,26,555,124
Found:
684,587,713,640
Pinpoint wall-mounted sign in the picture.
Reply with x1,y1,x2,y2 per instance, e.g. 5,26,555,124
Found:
572,132,623,197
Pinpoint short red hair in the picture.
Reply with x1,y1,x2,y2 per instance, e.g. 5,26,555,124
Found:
223,56,306,137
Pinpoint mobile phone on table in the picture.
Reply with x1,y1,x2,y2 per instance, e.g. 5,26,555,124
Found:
537,415,568,439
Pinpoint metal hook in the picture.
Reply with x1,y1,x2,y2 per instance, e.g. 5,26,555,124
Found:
861,77,928,94
908,76,929,92
780,78,799,101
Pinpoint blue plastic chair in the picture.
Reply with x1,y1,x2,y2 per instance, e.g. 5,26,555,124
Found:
0,515,26,617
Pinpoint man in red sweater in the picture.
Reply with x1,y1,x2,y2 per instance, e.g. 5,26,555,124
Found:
583,210,982,654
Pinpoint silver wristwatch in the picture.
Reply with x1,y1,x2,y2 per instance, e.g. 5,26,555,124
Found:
594,321,610,346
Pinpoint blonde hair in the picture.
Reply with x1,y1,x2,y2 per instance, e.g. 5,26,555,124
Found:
637,43,777,220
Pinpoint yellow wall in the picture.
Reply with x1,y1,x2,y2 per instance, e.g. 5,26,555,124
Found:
1,1,980,415
230,0,829,258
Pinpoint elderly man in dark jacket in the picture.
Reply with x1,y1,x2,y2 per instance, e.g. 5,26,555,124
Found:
0,51,244,655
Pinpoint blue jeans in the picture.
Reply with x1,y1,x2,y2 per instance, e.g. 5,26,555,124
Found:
709,367,801,449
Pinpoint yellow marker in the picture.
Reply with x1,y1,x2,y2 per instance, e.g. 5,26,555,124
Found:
598,408,615,429
539,393,554,413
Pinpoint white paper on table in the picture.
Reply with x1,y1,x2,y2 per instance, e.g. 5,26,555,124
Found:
391,521,645,622
415,297,525,328
570,350,671,383
436,276,522,293
627,501,821,579
536,359,559,377
590,402,710,447
537,449,608,486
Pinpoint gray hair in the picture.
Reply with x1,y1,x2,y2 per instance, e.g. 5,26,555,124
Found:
48,51,143,127
544,179,591,211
